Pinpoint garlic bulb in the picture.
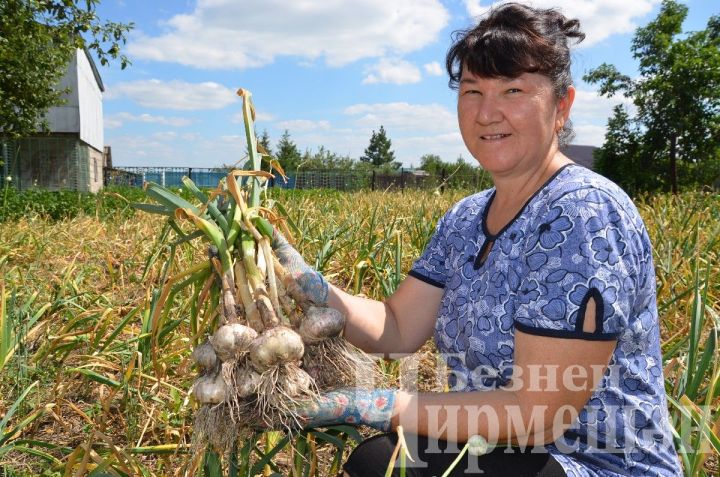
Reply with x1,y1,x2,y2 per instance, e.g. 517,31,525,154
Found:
299,306,346,345
192,341,218,370
193,374,226,405
249,326,304,371
211,323,258,361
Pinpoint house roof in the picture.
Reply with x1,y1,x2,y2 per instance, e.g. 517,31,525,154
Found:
82,48,105,93
561,144,598,169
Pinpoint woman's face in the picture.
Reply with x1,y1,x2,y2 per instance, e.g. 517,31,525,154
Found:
457,70,574,177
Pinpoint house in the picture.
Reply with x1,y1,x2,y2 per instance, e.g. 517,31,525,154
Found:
1,48,105,192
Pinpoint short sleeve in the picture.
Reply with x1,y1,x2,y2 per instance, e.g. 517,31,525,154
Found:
513,189,644,341
408,211,451,288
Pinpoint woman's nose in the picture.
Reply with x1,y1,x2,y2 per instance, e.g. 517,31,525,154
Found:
475,97,503,125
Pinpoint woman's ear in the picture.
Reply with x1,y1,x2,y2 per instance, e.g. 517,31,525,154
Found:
556,85,576,132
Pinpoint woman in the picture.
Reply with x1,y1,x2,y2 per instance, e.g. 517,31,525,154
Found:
274,3,681,476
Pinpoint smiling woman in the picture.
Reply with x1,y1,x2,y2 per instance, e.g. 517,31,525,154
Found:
269,3,683,477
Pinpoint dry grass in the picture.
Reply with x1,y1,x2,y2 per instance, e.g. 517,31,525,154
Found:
0,189,717,476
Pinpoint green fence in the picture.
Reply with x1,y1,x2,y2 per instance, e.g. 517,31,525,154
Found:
106,166,494,192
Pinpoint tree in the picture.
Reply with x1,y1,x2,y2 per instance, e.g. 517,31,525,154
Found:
298,146,356,170
420,154,478,176
258,129,272,156
419,154,445,175
584,0,720,193
275,130,302,172
0,0,133,138
592,106,651,195
360,125,398,168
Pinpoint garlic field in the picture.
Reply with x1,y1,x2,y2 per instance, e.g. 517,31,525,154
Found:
0,188,717,476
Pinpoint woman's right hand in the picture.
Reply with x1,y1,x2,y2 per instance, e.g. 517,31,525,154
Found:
296,387,397,432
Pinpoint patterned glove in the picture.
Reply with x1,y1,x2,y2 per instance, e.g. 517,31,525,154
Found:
272,231,329,305
297,388,396,432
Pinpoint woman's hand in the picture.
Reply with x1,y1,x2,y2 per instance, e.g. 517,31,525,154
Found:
296,388,397,432
272,231,329,305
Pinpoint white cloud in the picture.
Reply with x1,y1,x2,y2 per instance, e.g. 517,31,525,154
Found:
104,134,178,163
423,62,444,76
128,0,449,69
104,112,194,129
394,132,468,165
275,119,331,132
572,124,608,146
363,58,422,85
345,102,456,133
315,102,465,165
107,131,250,168
106,79,238,110
571,89,634,119
152,131,179,141
220,135,244,144
569,89,635,145
462,0,660,47
104,116,124,130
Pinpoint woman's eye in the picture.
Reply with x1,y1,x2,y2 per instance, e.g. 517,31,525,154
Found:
463,89,480,95
507,88,521,94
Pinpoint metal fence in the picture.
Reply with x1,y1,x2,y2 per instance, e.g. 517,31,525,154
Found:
104,166,494,192
104,166,227,189
2,136,94,192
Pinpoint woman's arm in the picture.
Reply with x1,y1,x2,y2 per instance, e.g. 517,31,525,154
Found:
391,329,616,445
390,297,616,445
328,276,445,357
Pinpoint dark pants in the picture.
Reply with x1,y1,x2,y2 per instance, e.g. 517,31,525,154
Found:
343,433,566,477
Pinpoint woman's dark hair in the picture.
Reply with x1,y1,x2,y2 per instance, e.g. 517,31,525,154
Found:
446,2,585,144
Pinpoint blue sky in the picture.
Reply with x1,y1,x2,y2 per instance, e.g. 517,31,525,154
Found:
95,0,718,169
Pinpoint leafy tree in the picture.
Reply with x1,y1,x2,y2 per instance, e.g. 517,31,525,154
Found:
419,154,445,175
420,153,478,176
585,0,720,193
360,125,398,168
0,0,133,138
298,146,356,170
275,130,302,172
451,155,479,176
592,106,651,195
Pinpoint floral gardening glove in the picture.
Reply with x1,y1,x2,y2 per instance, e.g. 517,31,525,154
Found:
272,231,329,305
297,388,396,432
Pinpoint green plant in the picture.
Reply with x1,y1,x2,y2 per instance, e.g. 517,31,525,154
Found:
0,189,717,475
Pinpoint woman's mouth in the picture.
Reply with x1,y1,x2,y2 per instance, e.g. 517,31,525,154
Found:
480,133,511,140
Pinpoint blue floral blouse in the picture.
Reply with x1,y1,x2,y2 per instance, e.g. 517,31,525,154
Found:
409,164,681,476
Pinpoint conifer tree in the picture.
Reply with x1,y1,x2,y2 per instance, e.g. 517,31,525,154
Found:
360,126,398,168
275,130,302,172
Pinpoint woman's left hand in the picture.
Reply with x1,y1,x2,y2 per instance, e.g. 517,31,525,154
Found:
272,230,329,305
296,388,397,431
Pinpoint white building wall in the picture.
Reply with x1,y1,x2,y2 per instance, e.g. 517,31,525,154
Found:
76,50,104,152
45,53,80,133
88,146,104,193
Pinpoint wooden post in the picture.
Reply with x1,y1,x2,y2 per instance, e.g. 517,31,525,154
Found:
372,169,376,191
188,167,193,182
440,168,446,194
400,167,405,193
